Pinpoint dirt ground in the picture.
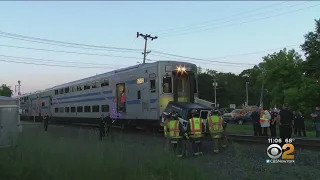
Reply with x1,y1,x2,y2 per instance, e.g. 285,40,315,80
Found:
19,123,320,180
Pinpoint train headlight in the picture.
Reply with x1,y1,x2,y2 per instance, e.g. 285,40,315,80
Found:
176,65,187,73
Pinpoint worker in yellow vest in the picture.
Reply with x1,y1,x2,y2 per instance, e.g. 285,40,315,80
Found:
186,109,204,156
208,109,224,153
160,112,170,151
168,111,188,158
260,109,271,136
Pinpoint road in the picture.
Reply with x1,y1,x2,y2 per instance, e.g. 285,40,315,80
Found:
20,122,320,180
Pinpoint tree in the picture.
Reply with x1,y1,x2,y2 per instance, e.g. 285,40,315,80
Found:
0,84,13,97
301,19,320,78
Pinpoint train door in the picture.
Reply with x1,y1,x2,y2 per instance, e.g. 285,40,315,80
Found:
172,68,196,103
116,83,126,113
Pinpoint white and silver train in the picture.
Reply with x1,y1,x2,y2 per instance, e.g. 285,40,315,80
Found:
20,61,199,128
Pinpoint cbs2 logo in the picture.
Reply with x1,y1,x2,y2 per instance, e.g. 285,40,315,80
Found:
267,144,294,160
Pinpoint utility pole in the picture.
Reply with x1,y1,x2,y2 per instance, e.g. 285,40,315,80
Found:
15,80,22,129
259,82,264,109
137,32,158,64
245,82,249,106
213,77,218,107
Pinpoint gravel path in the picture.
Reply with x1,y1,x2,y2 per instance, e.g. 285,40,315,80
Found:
22,123,320,180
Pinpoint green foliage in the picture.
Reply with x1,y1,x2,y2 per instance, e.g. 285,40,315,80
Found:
0,84,13,97
197,19,320,115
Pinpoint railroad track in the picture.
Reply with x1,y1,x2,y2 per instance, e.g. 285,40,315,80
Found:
22,121,320,150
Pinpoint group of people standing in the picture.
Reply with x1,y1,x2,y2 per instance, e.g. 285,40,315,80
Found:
161,105,228,158
251,103,320,140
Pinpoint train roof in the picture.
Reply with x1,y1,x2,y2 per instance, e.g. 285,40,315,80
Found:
50,60,196,90
22,60,197,95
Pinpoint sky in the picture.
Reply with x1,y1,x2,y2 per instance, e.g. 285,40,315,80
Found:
0,1,319,95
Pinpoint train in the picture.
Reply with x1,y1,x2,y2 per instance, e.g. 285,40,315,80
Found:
19,61,201,129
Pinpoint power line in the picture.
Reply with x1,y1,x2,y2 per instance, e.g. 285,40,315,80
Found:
0,58,119,69
0,34,142,53
152,44,300,65
0,54,129,67
0,44,145,60
0,31,142,52
153,1,288,34
161,3,320,38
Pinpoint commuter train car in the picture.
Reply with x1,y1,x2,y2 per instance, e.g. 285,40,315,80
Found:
20,61,199,128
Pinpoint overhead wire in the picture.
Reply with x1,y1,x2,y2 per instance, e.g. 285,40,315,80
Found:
152,1,288,34
0,54,129,67
160,3,320,38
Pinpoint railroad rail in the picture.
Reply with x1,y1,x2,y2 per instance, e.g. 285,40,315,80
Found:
22,121,320,150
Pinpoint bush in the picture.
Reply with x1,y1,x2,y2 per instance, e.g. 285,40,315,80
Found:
0,130,208,180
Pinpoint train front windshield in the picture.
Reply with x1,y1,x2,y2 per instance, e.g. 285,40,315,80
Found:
172,66,197,103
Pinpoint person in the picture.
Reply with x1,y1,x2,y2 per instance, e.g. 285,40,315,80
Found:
208,107,224,153
260,108,271,136
99,114,106,141
168,111,188,158
221,112,229,148
43,113,49,131
186,109,204,156
161,112,171,151
278,103,294,145
294,111,306,137
250,109,261,136
311,106,320,138
104,113,114,137
270,109,278,137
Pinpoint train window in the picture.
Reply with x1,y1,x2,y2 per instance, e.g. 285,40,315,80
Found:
59,107,64,113
101,78,109,87
59,89,64,94
162,76,172,93
84,83,91,90
84,106,91,112
55,90,58,95
65,107,70,113
101,105,109,112
92,81,100,88
92,105,100,112
55,108,59,113
65,87,70,93
194,78,197,93
150,79,156,93
137,90,141,99
77,106,83,112
177,79,183,92
42,102,45,107
77,85,83,91
71,107,76,112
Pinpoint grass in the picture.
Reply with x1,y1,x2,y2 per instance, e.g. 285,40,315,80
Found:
1,125,320,180
227,121,317,138
0,127,208,180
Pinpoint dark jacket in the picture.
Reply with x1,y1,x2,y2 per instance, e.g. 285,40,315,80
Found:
279,109,294,126
250,111,260,123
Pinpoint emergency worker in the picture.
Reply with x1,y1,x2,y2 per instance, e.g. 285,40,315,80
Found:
186,109,204,156
43,113,49,131
221,112,229,148
311,106,320,138
208,108,224,153
260,108,271,136
270,109,278,137
251,109,261,136
160,112,171,151
294,111,306,137
278,103,294,146
99,114,106,141
168,111,188,158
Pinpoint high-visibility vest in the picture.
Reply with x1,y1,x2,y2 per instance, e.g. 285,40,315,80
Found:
208,115,223,133
260,110,269,123
163,124,168,137
169,120,181,138
189,117,202,137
